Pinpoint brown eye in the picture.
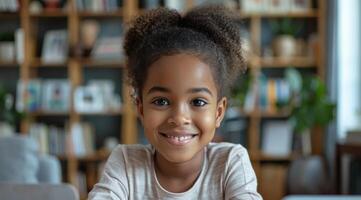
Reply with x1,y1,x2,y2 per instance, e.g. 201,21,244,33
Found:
191,98,207,107
152,98,170,106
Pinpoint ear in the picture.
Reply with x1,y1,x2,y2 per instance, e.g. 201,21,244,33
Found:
215,97,227,128
136,97,144,124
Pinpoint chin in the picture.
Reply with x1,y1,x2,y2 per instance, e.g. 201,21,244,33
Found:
160,149,200,163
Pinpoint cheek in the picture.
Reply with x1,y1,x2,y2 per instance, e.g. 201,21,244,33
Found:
142,109,166,131
195,110,218,132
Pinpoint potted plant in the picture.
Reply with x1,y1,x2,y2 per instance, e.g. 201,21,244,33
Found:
0,85,24,136
285,68,336,155
270,18,304,59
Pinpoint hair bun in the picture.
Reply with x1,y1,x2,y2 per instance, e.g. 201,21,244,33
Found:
124,8,181,58
181,5,245,80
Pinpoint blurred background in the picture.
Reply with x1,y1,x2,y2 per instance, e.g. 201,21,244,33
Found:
0,0,360,200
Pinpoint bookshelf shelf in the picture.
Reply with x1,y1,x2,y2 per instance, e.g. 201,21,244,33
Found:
258,153,297,162
240,11,318,18
0,12,19,18
30,59,68,68
0,61,19,67
29,10,69,18
30,111,70,117
58,150,111,162
77,10,123,18
78,109,124,116
257,110,291,118
80,58,125,68
252,57,316,68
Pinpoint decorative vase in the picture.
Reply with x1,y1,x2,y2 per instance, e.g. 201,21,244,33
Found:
273,35,297,59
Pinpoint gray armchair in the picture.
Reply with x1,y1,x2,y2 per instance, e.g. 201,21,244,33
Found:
0,135,61,183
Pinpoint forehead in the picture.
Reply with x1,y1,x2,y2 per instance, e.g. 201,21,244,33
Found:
142,54,218,95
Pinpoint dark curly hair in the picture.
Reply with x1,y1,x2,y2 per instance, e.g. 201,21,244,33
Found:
124,5,245,100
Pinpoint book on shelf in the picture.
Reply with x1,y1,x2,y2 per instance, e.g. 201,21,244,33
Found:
261,120,293,157
76,171,88,196
69,122,95,157
15,28,24,64
29,122,96,157
41,29,68,63
258,75,291,113
240,0,312,14
29,123,66,155
0,0,19,12
76,0,121,12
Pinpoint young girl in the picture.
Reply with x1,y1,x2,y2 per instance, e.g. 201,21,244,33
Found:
89,5,262,200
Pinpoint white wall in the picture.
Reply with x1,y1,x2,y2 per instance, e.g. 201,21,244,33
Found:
337,0,361,138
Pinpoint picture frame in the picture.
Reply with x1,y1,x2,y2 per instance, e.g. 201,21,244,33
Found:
41,29,68,63
42,79,70,112
262,120,293,156
16,80,42,112
74,85,105,113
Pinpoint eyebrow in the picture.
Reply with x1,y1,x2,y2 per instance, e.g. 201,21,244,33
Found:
147,86,213,96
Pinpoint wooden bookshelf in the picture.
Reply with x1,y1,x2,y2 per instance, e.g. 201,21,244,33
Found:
0,0,326,199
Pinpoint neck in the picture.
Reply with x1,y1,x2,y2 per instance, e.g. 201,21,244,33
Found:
154,148,205,192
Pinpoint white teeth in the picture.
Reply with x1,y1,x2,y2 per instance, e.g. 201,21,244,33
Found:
166,135,192,141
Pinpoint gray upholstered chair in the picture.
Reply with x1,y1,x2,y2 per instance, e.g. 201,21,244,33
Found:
0,135,61,183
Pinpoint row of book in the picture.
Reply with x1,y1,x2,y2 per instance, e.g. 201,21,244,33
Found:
76,0,122,12
258,77,291,112
29,122,95,156
16,79,122,113
239,76,291,113
0,29,24,63
0,0,19,12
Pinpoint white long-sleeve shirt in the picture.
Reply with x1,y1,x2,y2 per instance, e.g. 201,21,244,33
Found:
89,142,262,200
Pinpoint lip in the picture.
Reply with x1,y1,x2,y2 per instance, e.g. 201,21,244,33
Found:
158,131,198,146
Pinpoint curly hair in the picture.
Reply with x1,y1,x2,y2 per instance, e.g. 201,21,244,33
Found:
124,5,245,100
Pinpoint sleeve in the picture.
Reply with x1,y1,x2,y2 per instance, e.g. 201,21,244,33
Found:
224,145,263,200
88,146,129,200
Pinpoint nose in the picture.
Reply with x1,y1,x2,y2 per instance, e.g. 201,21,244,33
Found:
167,103,191,126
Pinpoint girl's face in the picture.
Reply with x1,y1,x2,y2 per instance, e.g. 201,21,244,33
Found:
137,53,227,163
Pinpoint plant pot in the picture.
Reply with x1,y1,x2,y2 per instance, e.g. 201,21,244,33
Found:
273,35,297,59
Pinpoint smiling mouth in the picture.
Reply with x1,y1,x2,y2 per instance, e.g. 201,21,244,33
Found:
159,132,198,145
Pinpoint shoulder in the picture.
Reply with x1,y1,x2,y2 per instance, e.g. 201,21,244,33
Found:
206,142,250,172
107,144,153,166
207,142,248,160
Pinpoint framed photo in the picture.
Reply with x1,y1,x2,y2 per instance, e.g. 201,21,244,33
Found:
41,29,68,63
262,120,293,156
42,79,70,112
291,0,311,12
74,85,105,113
16,80,42,112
